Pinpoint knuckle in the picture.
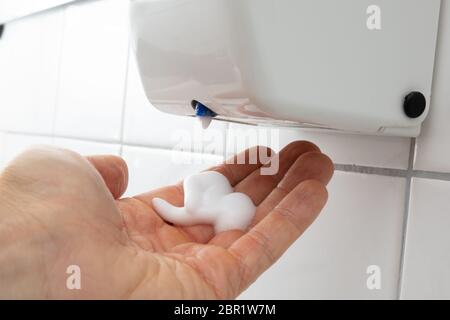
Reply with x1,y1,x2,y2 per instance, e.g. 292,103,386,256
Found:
3,146,89,187
286,140,321,153
247,229,276,264
299,179,329,205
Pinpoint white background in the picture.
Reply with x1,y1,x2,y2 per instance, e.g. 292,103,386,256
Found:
0,0,450,299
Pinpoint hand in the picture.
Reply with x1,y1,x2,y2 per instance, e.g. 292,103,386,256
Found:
0,141,333,299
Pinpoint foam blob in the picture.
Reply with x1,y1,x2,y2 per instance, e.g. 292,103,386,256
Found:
152,171,256,233
198,116,213,129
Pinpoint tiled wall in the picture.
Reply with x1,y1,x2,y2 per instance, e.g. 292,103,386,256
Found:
0,0,449,300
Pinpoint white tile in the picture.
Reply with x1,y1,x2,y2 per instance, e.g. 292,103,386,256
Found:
0,132,6,169
239,172,406,300
54,0,129,141
401,178,450,300
0,10,64,134
415,2,450,172
122,146,223,197
53,137,120,156
227,124,411,169
0,133,53,168
123,55,227,156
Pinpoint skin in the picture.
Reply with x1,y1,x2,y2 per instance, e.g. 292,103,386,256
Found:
0,141,333,299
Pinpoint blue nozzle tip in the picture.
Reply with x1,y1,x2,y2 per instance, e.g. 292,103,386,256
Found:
194,102,217,118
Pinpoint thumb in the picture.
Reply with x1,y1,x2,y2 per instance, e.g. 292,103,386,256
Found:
86,155,128,199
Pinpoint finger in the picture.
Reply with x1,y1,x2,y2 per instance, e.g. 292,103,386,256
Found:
135,183,184,208
209,230,245,248
251,151,334,226
228,180,328,292
209,146,274,186
209,151,333,248
86,155,128,199
234,141,320,205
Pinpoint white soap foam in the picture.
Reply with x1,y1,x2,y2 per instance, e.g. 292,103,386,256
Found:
198,116,213,129
152,171,256,234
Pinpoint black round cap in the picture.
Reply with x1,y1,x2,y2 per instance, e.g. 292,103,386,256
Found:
404,91,426,119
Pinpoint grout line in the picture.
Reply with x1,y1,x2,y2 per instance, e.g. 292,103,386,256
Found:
395,0,446,299
333,164,407,178
118,40,132,157
0,130,227,158
413,170,450,181
3,129,450,181
3,130,118,145
396,138,416,300
223,123,230,159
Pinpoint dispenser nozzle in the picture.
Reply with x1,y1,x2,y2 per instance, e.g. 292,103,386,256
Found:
194,102,217,129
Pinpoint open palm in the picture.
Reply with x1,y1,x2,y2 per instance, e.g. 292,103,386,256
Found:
0,141,333,299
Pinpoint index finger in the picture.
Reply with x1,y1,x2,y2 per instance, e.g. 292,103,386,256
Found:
228,180,328,293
